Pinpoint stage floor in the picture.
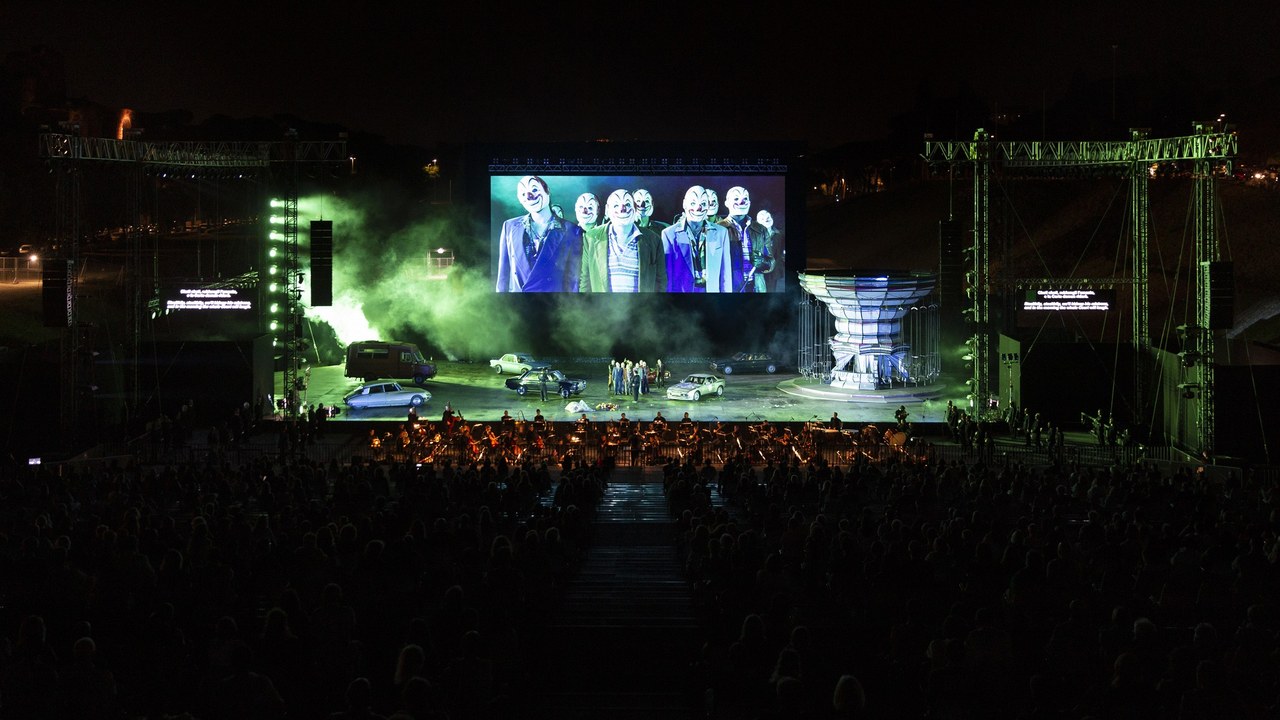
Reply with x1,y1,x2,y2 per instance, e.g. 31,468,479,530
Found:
279,359,972,426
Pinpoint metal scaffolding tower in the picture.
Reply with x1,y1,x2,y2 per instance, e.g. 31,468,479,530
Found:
39,133,346,438
923,124,1236,457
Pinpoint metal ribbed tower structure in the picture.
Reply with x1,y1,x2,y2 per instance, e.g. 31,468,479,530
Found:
797,271,938,390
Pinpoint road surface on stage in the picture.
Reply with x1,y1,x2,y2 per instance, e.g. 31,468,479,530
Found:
280,358,968,426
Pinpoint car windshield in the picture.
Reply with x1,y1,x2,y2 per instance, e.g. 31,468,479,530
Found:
733,353,748,361
412,351,426,363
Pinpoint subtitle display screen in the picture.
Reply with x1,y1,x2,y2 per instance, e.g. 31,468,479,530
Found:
1021,288,1116,312
490,174,787,294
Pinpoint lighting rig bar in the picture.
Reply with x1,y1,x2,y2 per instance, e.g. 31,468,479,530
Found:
488,158,789,174
40,134,349,166
922,132,1236,167
1010,278,1140,288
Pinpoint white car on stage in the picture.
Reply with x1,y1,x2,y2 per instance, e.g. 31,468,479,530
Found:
666,373,726,401
490,353,549,374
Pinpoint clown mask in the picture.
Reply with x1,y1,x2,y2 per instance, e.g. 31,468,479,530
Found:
575,192,599,226
682,185,708,223
726,186,751,217
606,189,636,227
517,176,549,215
633,189,654,219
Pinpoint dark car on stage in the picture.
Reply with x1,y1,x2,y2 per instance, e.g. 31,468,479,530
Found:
505,368,587,398
708,352,780,375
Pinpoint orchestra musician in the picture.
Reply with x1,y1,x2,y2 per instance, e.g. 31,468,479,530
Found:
709,420,729,452
829,411,843,431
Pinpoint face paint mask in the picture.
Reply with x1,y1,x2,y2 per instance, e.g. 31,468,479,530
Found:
606,189,635,227
682,185,708,223
633,189,654,219
705,189,719,218
756,209,774,230
575,193,599,226
726,186,750,217
517,175,549,215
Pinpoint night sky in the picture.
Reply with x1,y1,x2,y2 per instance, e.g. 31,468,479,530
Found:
4,1,1276,149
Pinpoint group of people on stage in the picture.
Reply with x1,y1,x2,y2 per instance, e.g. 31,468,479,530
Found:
495,175,783,294
608,358,667,399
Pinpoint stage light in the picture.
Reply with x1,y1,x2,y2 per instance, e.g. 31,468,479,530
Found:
269,282,278,293
270,321,279,331
269,265,278,275
270,199,284,208
269,231,284,241
269,248,278,258
269,215,283,225
270,303,279,313
961,353,974,362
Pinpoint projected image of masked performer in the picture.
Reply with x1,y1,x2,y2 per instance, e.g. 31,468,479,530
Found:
496,175,583,292
756,209,784,292
719,186,774,292
661,185,734,293
633,189,669,234
575,192,600,232
579,189,666,292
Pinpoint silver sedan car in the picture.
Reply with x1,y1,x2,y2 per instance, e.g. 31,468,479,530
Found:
343,381,431,408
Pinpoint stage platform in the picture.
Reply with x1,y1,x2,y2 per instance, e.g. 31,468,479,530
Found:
777,377,950,404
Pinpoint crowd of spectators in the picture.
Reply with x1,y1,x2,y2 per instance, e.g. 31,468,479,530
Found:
0,450,605,719
668,450,1280,719
4,419,1277,719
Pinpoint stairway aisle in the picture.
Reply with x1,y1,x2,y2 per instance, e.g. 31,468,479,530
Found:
527,466,704,720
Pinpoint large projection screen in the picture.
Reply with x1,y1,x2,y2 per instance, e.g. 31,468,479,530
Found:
468,143,805,355
489,174,788,294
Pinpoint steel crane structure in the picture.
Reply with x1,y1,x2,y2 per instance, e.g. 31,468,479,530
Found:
39,132,347,440
923,123,1236,458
